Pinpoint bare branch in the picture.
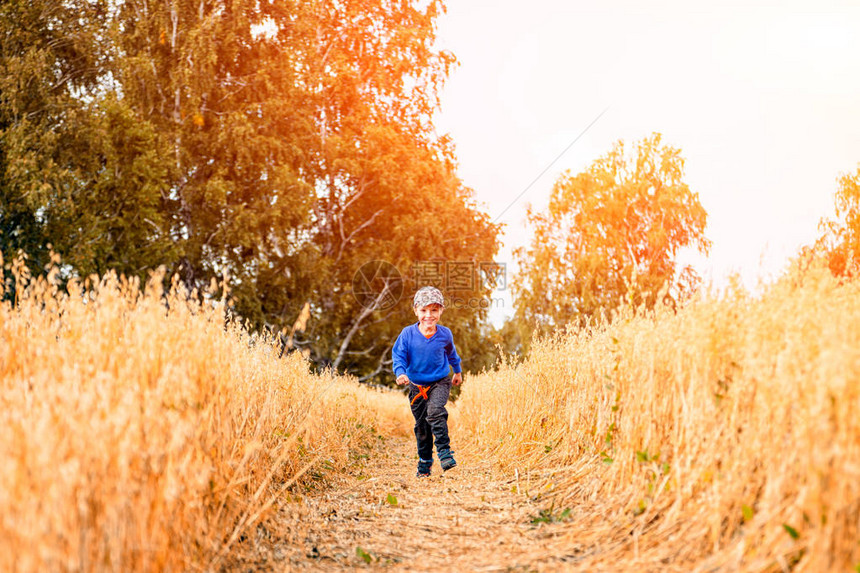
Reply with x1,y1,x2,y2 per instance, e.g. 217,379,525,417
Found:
344,343,378,356
331,281,395,372
335,207,384,264
358,343,394,383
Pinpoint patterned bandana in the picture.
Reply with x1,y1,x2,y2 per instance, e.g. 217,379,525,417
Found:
413,286,445,309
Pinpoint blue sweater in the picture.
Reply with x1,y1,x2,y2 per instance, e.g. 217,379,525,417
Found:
392,323,462,384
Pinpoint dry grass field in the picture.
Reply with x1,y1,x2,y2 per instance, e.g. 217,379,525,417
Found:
2,255,858,571
0,256,409,571
458,262,860,571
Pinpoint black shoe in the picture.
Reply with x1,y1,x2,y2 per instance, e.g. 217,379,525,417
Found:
416,458,432,477
438,450,457,471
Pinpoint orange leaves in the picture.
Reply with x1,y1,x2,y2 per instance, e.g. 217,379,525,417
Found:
815,166,860,277
514,133,711,330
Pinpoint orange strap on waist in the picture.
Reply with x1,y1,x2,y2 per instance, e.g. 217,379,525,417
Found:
410,384,430,405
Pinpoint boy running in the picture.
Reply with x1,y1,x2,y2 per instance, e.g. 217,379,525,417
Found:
392,286,462,477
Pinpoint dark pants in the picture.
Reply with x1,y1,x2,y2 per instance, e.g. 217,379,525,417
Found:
408,376,452,461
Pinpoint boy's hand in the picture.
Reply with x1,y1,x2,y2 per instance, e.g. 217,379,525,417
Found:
452,372,462,386
396,374,410,386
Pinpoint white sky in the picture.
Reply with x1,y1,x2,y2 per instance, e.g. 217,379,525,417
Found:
432,0,860,324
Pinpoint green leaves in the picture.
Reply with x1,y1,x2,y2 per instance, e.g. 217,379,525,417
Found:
356,546,373,564
530,504,572,525
1,0,501,383
0,0,116,284
385,493,398,506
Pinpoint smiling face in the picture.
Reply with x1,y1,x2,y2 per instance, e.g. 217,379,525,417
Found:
414,303,443,329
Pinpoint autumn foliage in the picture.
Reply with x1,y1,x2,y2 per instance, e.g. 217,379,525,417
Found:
514,133,710,335
0,0,500,382
810,165,860,277
3,0,860,570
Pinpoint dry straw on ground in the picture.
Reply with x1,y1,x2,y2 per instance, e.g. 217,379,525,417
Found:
0,256,408,572
458,263,860,571
3,254,859,572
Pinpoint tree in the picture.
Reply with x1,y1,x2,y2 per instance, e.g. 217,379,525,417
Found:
0,0,103,278
111,0,500,379
0,0,175,286
512,133,710,339
810,165,860,277
0,0,502,382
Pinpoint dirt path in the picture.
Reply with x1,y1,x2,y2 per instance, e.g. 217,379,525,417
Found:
233,436,598,572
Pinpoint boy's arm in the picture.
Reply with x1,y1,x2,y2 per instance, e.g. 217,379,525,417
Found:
392,331,409,385
451,371,462,386
445,332,462,386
